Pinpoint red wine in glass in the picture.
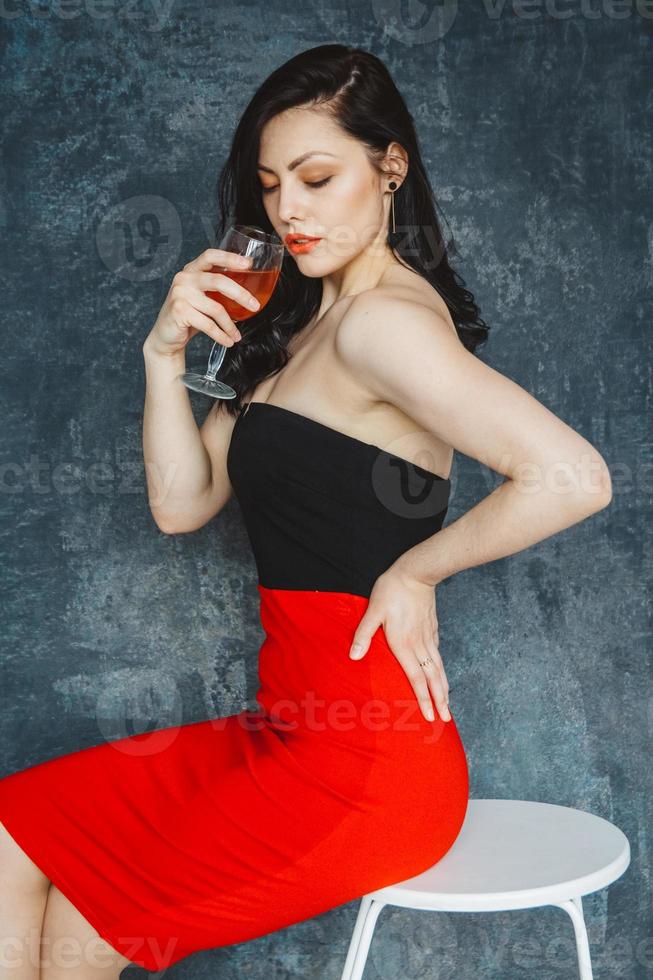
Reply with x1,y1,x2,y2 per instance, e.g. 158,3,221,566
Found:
179,225,284,399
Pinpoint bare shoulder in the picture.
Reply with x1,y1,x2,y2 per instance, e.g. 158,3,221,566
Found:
334,269,611,495
331,271,464,478
335,272,461,373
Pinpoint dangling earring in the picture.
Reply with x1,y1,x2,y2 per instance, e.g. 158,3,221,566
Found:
388,180,397,235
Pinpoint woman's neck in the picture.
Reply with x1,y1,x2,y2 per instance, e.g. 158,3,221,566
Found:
318,247,402,317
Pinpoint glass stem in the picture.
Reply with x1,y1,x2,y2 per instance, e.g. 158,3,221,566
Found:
205,341,227,381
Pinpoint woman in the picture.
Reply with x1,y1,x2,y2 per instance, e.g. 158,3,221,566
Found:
0,44,612,977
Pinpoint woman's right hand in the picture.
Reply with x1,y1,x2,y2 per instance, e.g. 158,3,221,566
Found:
144,248,261,357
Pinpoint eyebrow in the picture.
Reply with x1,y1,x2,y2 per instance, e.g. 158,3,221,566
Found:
257,151,339,174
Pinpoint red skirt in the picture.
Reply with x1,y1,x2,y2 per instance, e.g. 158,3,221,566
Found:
0,586,469,971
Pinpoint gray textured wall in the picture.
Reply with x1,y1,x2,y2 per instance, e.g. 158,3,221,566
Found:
1,2,651,978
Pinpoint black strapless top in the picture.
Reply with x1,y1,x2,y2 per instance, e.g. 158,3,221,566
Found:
226,401,451,599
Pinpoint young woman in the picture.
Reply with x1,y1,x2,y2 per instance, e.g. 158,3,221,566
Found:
0,44,612,978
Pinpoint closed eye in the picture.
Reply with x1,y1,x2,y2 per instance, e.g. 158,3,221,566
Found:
261,177,332,195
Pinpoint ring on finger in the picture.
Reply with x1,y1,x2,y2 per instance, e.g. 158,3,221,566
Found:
418,656,434,669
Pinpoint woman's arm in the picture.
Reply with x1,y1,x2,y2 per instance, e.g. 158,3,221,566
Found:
337,293,613,588
142,341,236,533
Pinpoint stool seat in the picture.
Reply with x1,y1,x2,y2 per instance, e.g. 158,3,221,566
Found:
340,799,631,980
368,798,630,912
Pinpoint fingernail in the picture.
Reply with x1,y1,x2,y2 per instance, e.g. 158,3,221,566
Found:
425,707,435,722
238,255,250,266
249,297,260,310
350,644,363,659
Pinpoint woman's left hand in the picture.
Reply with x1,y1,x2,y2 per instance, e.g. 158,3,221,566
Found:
348,564,451,723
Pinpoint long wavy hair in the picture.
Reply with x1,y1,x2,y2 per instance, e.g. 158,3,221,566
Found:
212,44,490,416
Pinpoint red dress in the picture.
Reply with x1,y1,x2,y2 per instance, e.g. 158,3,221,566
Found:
0,401,469,972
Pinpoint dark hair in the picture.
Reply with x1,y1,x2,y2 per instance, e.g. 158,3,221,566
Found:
212,44,490,416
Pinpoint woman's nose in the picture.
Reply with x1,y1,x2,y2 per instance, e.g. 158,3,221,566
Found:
276,187,305,225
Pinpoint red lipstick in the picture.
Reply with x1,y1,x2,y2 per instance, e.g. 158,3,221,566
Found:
284,233,323,255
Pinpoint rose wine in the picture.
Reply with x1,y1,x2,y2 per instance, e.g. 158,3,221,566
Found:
206,265,281,321
180,224,284,399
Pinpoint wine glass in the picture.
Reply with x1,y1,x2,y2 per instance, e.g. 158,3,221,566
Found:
179,224,284,399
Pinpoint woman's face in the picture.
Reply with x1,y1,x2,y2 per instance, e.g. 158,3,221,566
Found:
258,107,394,276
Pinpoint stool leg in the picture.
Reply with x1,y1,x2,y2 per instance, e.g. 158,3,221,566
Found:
340,897,386,980
551,897,593,980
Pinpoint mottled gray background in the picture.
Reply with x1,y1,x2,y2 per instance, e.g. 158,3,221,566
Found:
1,1,651,978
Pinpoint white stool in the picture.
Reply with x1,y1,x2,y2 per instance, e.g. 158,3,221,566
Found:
340,799,630,980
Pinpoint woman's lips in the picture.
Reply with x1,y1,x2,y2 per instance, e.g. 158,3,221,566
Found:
287,238,322,255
